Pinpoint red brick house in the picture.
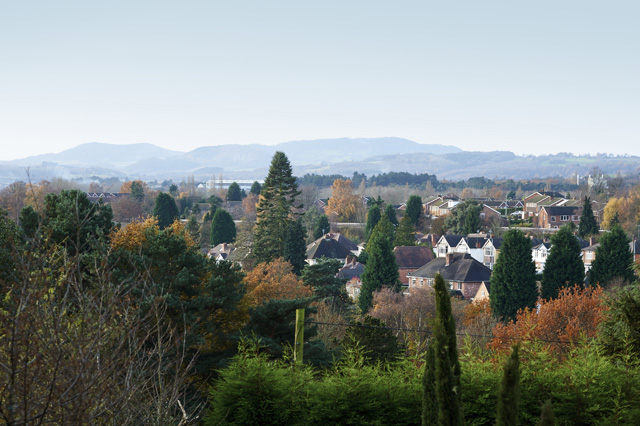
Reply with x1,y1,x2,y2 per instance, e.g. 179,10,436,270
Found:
394,246,435,286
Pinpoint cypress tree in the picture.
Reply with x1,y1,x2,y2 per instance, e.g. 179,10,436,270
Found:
578,196,598,238
384,204,399,227
541,225,584,300
433,273,464,426
226,182,242,201
153,192,180,230
364,205,381,241
394,215,416,247
405,195,423,226
313,215,330,240
422,342,437,426
254,152,301,264
588,224,634,286
284,219,307,275
490,229,538,321
250,181,262,195
210,209,236,246
358,216,400,313
497,344,520,426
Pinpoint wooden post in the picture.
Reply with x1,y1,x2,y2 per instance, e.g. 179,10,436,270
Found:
294,308,305,365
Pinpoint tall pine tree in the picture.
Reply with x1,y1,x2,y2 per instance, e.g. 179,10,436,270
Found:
384,204,399,227
153,192,179,230
210,209,236,246
284,219,307,275
405,195,423,227
490,229,538,321
253,152,301,264
588,224,634,286
358,216,400,313
541,225,584,300
578,196,598,238
313,215,330,240
364,205,381,242
433,273,464,426
394,215,416,247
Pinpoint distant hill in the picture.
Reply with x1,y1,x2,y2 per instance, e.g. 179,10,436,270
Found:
2,138,640,185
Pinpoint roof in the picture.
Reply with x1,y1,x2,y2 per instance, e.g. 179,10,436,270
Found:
337,261,365,280
483,237,504,250
542,206,581,216
532,242,551,251
306,233,357,260
408,253,492,283
440,235,464,247
394,246,435,269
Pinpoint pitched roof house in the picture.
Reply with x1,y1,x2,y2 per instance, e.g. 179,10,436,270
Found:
538,206,582,229
407,253,492,300
394,246,435,286
306,232,359,265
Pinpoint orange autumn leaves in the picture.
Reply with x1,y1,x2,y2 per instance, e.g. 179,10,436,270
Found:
243,258,312,306
490,285,607,355
110,217,198,251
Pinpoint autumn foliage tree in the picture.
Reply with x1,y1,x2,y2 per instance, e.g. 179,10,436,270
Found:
491,285,607,356
325,178,361,222
243,259,313,307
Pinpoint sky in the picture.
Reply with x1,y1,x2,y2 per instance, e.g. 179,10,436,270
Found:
1,1,639,161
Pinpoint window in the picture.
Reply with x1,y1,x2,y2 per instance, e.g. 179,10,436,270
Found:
438,246,447,256
550,217,556,222
586,252,594,260
481,290,486,297
561,215,570,221
484,247,492,256
456,282,462,290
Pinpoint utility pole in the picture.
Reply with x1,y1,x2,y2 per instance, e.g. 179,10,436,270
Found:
294,309,305,365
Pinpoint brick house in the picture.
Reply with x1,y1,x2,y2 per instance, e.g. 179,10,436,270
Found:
407,253,492,300
394,246,435,286
538,206,582,229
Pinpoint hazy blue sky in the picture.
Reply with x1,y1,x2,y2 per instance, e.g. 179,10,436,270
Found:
1,1,638,160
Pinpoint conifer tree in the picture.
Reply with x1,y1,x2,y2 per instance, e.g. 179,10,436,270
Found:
422,342,437,426
497,344,520,426
405,195,423,227
364,205,381,242
433,273,464,426
226,182,242,201
254,152,301,264
588,224,634,286
249,181,261,195
578,196,598,238
284,219,307,275
210,209,236,246
394,215,416,247
384,204,399,227
153,192,179,230
490,229,537,321
541,225,584,300
313,215,330,240
358,216,400,313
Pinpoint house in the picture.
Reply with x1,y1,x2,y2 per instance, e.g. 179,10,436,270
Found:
306,232,359,265
394,246,435,286
538,206,582,229
425,195,460,217
337,256,365,282
482,237,503,269
480,204,503,227
532,242,551,273
435,234,489,263
523,191,565,218
582,242,598,273
86,192,130,203
473,281,491,303
407,253,492,300
208,243,235,261
435,235,464,257
345,277,362,300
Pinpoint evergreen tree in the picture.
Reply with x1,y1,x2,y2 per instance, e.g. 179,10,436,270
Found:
588,224,634,286
358,216,400,313
254,152,301,264
130,181,145,202
301,258,350,311
364,205,381,241
541,225,584,300
578,196,598,238
497,344,520,426
226,182,242,201
249,181,262,195
490,229,538,321
422,342,437,426
394,215,416,247
210,209,236,246
314,215,330,240
153,192,180,230
342,316,401,364
384,204,399,227
405,195,423,226
19,205,39,238
433,273,464,426
445,200,481,235
284,219,307,275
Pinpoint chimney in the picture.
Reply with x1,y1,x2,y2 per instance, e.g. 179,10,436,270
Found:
445,253,453,266
431,233,438,247
589,236,595,246
476,241,482,248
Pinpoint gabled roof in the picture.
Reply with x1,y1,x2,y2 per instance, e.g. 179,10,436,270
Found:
463,236,489,249
440,235,464,247
483,237,504,250
542,206,581,216
337,261,365,280
408,253,492,283
532,242,551,251
394,246,435,269
306,233,357,260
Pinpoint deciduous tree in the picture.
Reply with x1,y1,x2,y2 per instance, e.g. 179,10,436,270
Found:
325,178,361,222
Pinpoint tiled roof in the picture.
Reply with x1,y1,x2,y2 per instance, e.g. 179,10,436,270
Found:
306,233,357,260
408,253,492,283
394,246,435,269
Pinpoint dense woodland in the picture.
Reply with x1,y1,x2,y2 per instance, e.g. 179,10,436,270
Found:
1,152,640,424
